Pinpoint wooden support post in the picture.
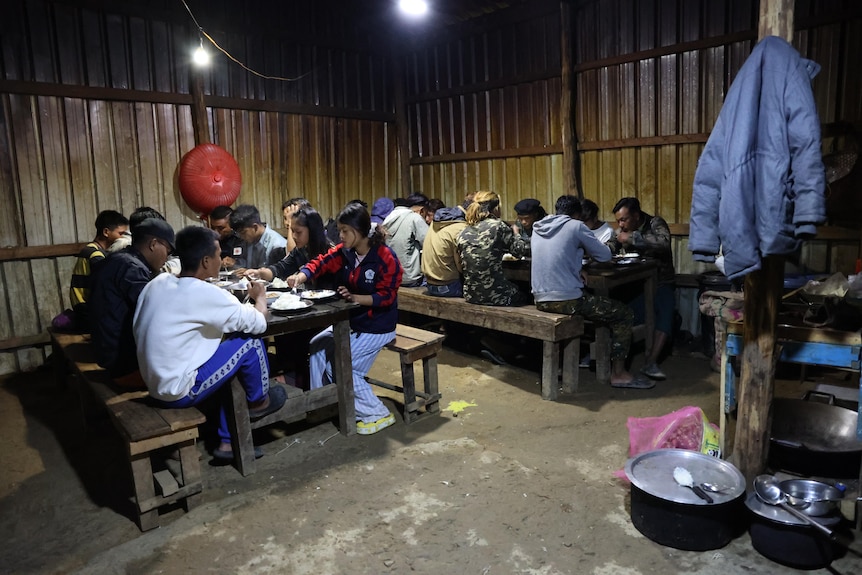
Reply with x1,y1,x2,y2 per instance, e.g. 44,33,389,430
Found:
731,0,795,484
559,1,580,198
392,51,412,196
189,68,210,145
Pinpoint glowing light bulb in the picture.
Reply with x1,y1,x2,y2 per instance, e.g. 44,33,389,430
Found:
193,43,210,66
399,0,428,17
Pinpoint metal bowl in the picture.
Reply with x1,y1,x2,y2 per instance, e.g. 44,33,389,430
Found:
779,479,843,517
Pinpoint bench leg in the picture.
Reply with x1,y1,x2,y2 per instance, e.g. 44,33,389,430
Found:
227,378,257,477
422,355,440,415
129,453,159,531
541,341,560,401
594,326,611,386
178,439,202,511
561,337,580,394
400,358,418,424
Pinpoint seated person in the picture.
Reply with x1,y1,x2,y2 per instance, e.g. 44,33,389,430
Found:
513,198,547,254
88,218,174,388
230,204,287,269
69,210,128,330
281,197,312,254
250,207,334,289
109,206,181,275
531,195,653,389
423,198,445,225
421,196,472,297
456,190,528,306
607,196,676,380
370,197,395,227
579,199,614,243
134,226,286,461
209,205,245,268
382,193,430,287
286,203,403,435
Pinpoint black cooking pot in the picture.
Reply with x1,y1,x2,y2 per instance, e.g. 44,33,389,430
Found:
770,394,862,478
746,492,844,569
624,449,746,551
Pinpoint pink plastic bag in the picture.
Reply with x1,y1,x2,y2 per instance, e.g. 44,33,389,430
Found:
615,406,721,480
627,406,720,457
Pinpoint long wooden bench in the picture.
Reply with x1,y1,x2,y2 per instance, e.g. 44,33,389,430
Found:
366,323,445,423
397,287,584,400
49,329,205,531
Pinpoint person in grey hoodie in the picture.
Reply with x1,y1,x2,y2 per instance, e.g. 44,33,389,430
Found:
382,193,430,286
531,195,653,389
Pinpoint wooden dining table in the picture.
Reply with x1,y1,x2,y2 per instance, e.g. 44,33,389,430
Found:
503,258,658,384
227,298,360,476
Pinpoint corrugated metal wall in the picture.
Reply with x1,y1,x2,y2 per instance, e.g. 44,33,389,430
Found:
0,0,400,372
405,0,861,277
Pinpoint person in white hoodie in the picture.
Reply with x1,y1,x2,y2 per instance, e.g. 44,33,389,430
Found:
382,193,429,286
531,195,653,389
134,226,287,462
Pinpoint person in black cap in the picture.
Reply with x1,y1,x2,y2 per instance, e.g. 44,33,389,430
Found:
88,217,176,389
513,198,547,252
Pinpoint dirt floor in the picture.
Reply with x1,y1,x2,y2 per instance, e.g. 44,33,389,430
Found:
2,338,862,575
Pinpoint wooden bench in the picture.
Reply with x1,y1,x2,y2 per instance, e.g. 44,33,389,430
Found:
49,329,205,531
366,323,445,423
397,287,584,400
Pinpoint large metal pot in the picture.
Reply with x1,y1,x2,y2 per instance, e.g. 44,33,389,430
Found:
624,449,746,551
746,492,843,569
769,395,862,478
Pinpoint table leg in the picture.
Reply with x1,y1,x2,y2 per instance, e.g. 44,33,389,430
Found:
332,320,356,435
594,326,611,386
644,270,657,354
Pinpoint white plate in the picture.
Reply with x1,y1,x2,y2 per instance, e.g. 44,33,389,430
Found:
300,289,338,300
270,299,314,313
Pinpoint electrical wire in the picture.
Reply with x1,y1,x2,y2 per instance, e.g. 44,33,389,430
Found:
179,0,313,82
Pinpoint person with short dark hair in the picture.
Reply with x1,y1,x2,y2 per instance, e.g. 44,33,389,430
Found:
531,196,653,389
68,210,129,330
209,205,245,268
382,192,429,286
89,218,175,387
579,199,614,243
286,203,403,435
230,204,287,269
281,197,313,253
607,196,675,380
423,198,445,225
134,226,286,462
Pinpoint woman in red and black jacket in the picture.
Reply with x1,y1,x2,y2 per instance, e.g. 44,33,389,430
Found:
288,202,403,435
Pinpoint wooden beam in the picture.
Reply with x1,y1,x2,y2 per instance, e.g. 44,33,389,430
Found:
392,49,412,196
0,242,84,261
734,0,794,484
578,133,710,151
560,1,579,197
0,80,395,123
189,68,210,145
410,145,563,165
0,332,51,352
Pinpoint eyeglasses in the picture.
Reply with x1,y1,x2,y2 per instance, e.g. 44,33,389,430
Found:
155,238,174,255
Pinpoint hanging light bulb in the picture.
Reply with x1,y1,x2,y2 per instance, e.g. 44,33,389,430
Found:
192,36,210,66
399,0,428,17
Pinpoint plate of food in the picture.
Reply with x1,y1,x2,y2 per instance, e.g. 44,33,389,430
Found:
270,293,314,314
300,289,338,301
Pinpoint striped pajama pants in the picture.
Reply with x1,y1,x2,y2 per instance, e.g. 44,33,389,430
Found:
309,326,394,423
158,335,270,443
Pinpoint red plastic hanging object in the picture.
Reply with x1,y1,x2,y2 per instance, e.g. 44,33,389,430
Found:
178,143,242,217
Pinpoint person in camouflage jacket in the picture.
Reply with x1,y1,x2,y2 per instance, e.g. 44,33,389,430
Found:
456,190,529,306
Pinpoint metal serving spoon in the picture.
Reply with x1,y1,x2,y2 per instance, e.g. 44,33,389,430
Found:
673,466,713,503
753,475,836,540
700,482,727,493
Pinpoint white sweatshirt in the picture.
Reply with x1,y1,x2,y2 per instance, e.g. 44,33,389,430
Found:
133,274,267,401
